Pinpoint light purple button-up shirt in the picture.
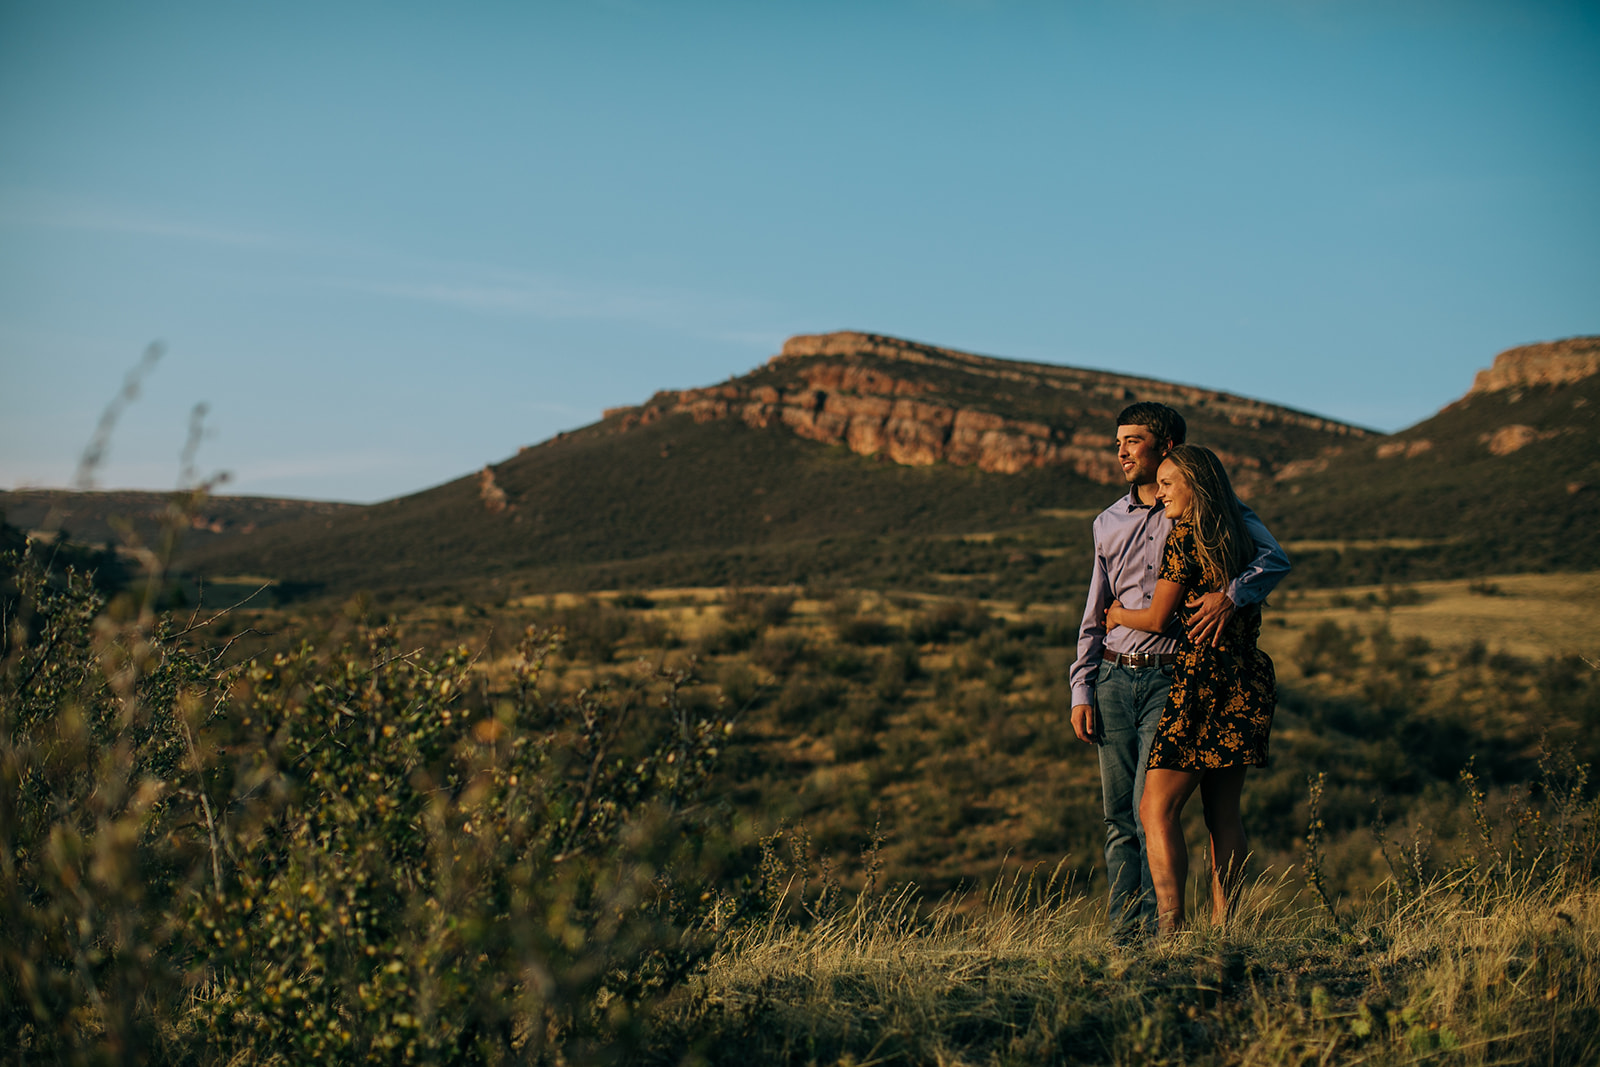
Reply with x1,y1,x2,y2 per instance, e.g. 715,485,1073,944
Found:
1069,487,1291,707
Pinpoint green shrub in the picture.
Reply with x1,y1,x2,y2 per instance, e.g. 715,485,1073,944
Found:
907,600,993,644
835,616,900,647
1295,619,1362,677
872,644,920,703
771,675,846,727
696,622,759,657
751,631,809,677
723,589,794,630
1,550,732,1064
718,660,762,711
557,598,632,662
818,644,870,681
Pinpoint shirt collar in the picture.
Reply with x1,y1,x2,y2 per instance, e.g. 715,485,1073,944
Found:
1123,485,1161,512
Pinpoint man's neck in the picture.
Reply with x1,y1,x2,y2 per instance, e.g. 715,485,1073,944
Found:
1133,481,1160,506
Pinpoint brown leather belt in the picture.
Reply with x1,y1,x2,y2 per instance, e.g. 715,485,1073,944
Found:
1105,650,1177,668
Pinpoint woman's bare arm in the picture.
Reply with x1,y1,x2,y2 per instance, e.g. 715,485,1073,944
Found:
1106,578,1185,634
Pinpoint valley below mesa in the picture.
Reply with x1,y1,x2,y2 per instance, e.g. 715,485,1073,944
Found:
6,330,1599,1064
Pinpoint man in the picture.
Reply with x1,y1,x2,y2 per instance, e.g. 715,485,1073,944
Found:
1070,402,1290,940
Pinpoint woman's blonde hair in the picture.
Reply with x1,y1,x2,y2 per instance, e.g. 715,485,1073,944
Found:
1163,444,1254,591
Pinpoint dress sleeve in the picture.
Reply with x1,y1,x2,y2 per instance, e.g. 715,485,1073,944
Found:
1158,525,1197,588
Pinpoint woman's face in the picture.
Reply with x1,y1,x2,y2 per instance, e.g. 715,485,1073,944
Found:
1155,458,1193,520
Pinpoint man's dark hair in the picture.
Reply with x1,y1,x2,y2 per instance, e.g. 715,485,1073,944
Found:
1115,402,1186,447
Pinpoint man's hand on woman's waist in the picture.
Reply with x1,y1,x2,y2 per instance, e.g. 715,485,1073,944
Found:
1185,590,1235,647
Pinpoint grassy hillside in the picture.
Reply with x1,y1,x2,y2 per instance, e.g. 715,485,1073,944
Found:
1253,368,1600,585
179,415,1112,603
8,539,1599,1064
176,332,1375,602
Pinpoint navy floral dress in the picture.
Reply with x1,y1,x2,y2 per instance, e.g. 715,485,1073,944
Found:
1147,520,1277,771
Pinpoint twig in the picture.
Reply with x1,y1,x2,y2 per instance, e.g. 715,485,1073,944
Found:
165,581,274,641
365,647,428,676
1305,772,1342,925
184,578,205,636
180,714,225,898
210,628,273,675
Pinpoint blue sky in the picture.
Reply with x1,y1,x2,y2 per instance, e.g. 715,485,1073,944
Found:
2,0,1595,502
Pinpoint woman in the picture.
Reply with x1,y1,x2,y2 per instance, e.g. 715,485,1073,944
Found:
1104,444,1277,935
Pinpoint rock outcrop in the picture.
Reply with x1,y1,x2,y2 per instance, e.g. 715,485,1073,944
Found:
601,331,1376,489
602,331,1372,488
1376,439,1433,459
1470,337,1600,394
774,333,1368,437
478,466,509,513
1480,424,1563,456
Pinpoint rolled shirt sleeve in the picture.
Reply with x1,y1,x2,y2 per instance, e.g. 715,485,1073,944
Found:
1226,502,1292,608
1070,530,1112,708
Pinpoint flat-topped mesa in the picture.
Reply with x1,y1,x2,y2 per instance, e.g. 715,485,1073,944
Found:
611,371,1121,481
1469,337,1600,395
773,331,1371,437
605,331,1372,488
775,331,986,366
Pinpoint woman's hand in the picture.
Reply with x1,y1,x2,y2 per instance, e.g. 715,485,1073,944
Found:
1105,599,1125,630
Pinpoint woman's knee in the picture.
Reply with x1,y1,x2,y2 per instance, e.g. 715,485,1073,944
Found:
1140,782,1185,825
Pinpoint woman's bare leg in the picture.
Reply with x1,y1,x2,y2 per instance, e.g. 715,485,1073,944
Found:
1140,768,1204,934
1199,766,1249,925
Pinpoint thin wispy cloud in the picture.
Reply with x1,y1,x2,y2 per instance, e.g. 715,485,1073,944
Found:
341,277,687,322
331,268,775,338
0,193,293,251
2,190,791,345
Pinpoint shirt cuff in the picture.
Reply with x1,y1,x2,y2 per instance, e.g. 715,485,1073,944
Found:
1071,683,1095,707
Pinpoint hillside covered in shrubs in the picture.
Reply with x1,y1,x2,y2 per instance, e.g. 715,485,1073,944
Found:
7,536,1600,1063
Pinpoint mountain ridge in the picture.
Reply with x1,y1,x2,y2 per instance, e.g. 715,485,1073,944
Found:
1468,336,1600,395
14,330,1597,602
595,331,1373,498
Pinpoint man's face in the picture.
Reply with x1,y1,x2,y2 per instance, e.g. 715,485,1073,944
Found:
1116,424,1168,486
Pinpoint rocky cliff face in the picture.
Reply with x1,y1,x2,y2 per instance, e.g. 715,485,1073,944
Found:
1470,337,1600,394
602,331,1372,489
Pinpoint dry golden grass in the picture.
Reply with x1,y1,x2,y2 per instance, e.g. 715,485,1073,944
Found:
1264,572,1600,663
210,571,1600,909
657,872,1600,1065
511,569,1600,665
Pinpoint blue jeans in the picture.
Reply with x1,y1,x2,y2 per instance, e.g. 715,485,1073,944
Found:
1094,660,1171,938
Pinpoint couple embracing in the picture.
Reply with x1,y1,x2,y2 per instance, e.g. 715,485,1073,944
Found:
1069,402,1291,940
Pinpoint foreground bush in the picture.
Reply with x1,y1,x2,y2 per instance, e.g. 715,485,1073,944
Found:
2,552,731,1064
